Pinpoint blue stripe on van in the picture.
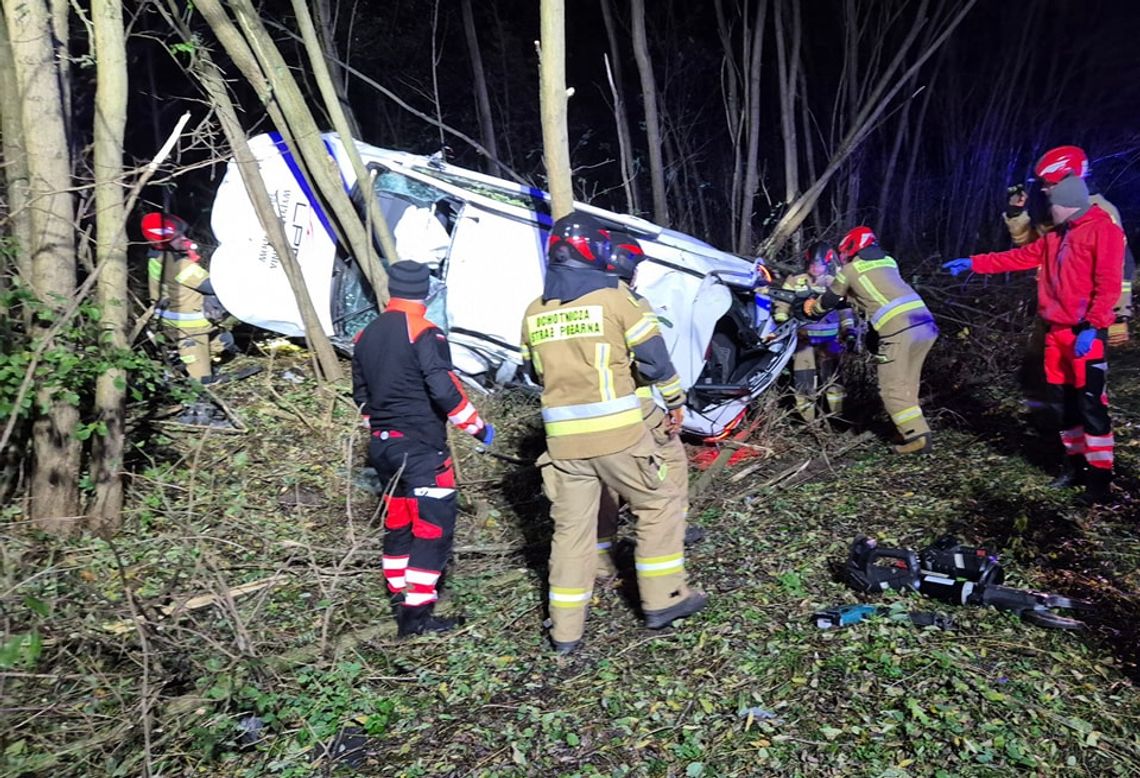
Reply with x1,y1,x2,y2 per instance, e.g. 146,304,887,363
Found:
267,131,337,242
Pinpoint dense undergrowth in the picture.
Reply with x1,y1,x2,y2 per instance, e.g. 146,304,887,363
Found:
2,278,1139,777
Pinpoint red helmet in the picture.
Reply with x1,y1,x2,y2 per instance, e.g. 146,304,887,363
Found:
804,241,837,271
1034,145,1088,185
547,212,615,272
608,231,645,281
837,226,877,262
141,212,191,250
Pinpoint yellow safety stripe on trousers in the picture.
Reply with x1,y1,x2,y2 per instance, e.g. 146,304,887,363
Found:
148,256,162,281
871,293,927,330
624,312,659,348
635,552,684,578
549,586,592,607
890,406,922,425
175,263,209,287
526,305,604,346
158,311,211,329
596,343,615,401
180,354,198,364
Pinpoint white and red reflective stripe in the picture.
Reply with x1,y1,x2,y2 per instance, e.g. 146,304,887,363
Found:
406,567,441,587
1059,427,1086,454
447,396,486,437
1084,433,1114,466
382,554,410,591
404,591,439,606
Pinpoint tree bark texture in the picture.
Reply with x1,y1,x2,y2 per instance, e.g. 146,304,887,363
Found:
0,7,32,290
630,0,668,227
538,0,573,220
461,0,501,176
89,0,129,532
3,0,81,534
736,0,769,254
600,0,640,215
313,0,360,138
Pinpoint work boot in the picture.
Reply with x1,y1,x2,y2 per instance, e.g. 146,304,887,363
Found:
891,433,932,455
396,603,464,637
1048,455,1087,489
644,591,708,630
1076,468,1113,507
551,637,581,656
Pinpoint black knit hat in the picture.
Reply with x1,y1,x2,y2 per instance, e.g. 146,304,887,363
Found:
388,261,431,299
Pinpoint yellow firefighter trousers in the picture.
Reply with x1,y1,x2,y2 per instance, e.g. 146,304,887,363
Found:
876,323,937,441
596,410,689,576
792,336,844,421
540,426,690,644
159,316,214,380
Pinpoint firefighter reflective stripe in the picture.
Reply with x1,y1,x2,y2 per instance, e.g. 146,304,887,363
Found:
852,258,898,273
805,323,839,338
175,263,209,287
1122,281,1132,293
624,311,659,347
1085,433,1114,465
596,536,614,552
148,256,162,281
447,396,483,435
635,385,654,400
1060,427,1086,454
596,343,615,400
526,305,604,346
158,309,210,328
635,552,684,578
405,567,442,606
871,293,926,330
542,394,641,423
549,586,592,608
891,405,922,425
180,353,198,364
656,375,684,403
382,554,410,592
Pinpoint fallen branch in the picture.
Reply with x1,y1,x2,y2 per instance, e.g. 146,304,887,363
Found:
101,575,284,635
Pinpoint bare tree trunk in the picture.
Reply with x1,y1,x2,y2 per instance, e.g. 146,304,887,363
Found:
88,0,128,532
774,0,802,250
461,0,501,176
290,0,398,299
0,8,32,288
630,0,668,226
192,51,345,386
313,0,360,138
3,0,81,534
713,0,743,246
761,0,977,256
736,0,768,254
897,76,935,249
798,69,822,235
538,0,573,219
600,0,640,215
197,0,389,313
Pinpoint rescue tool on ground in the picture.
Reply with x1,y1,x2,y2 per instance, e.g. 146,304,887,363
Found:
845,534,1092,630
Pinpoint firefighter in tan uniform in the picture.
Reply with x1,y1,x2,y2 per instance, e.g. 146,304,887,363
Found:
522,212,707,654
141,213,226,382
804,226,939,455
774,242,855,421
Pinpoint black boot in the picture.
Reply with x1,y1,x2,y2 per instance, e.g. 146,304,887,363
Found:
1076,468,1113,507
1049,455,1087,489
396,603,464,637
644,591,708,629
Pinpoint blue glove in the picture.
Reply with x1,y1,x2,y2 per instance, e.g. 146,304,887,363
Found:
476,422,495,447
942,257,974,277
1074,328,1097,357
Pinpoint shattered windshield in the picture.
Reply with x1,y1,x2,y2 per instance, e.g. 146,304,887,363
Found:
373,170,444,207
410,167,549,214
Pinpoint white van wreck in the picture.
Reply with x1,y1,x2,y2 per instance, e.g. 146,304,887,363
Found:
208,133,796,438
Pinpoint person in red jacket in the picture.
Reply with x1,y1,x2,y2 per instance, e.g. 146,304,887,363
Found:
943,174,1125,505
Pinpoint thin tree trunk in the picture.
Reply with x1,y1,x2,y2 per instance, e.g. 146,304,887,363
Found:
713,0,743,247
630,0,668,226
3,0,81,534
798,69,822,235
461,0,501,176
774,0,801,251
0,7,32,289
313,0,360,138
897,75,934,250
88,0,129,532
600,0,640,215
538,0,573,219
192,51,343,386
290,0,398,300
736,0,768,254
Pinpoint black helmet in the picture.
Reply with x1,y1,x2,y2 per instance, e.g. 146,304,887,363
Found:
608,231,645,280
804,241,837,271
547,212,615,272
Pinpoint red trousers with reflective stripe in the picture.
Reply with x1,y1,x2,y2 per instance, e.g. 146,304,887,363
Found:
1044,326,1112,471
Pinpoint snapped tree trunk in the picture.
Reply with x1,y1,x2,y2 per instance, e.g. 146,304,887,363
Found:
461,0,502,176
3,0,81,534
630,0,668,226
88,0,129,532
191,51,344,384
538,0,573,220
